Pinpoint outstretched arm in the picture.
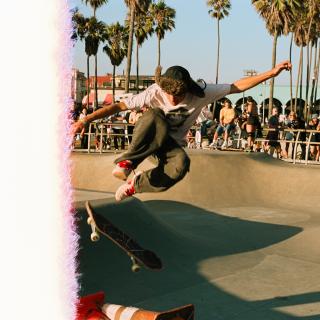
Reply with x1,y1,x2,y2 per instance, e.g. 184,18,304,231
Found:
230,61,292,94
71,102,128,135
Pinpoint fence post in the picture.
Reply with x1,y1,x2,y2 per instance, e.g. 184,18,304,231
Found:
87,123,92,153
292,130,300,165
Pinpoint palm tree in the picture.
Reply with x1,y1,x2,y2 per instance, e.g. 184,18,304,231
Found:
103,23,129,102
82,0,108,109
207,0,231,85
82,0,108,17
310,40,319,113
123,0,152,93
291,1,319,117
126,9,154,93
134,11,154,93
149,1,176,67
292,10,308,115
313,40,320,108
252,0,301,116
72,11,105,109
304,0,320,119
72,10,90,109
207,0,231,117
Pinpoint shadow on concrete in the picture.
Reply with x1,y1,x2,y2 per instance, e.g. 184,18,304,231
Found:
75,198,318,320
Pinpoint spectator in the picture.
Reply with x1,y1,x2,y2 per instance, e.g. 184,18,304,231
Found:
94,120,108,151
111,112,126,150
245,97,260,152
294,115,307,160
79,108,88,149
128,110,137,143
186,129,196,148
198,105,214,138
237,110,249,149
307,114,320,160
282,111,299,159
209,98,236,149
265,107,281,158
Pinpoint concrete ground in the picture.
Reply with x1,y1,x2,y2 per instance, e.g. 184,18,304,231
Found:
72,150,320,319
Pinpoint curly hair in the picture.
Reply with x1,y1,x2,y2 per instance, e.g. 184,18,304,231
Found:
158,77,188,96
155,65,188,96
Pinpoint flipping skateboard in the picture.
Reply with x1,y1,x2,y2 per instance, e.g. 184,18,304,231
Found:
85,201,162,272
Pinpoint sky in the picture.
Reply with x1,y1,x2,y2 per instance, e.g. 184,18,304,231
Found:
71,0,306,85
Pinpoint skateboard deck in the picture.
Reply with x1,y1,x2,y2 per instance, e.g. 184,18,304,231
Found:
205,145,243,152
85,201,162,272
217,147,243,152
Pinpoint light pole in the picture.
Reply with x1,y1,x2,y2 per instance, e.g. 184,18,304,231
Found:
242,69,258,107
262,81,266,126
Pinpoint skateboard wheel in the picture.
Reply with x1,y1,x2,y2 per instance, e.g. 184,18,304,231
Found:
90,232,100,242
131,264,141,273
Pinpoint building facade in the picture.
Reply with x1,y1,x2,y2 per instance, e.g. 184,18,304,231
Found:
71,68,87,107
72,69,320,117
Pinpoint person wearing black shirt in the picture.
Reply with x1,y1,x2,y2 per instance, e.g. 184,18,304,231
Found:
265,107,281,157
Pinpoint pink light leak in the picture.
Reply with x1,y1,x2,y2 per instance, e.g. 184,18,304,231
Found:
57,0,80,318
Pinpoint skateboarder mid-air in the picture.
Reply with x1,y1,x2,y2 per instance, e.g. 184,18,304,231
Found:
72,62,292,201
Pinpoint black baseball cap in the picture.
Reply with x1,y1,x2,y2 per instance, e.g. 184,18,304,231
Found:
156,66,205,98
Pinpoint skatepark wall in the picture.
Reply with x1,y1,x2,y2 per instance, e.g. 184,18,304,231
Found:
71,150,319,213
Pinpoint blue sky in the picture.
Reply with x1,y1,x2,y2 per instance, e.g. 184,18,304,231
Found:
71,0,303,85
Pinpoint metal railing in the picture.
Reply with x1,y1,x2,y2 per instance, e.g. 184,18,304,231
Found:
187,126,320,165
72,121,320,165
72,122,134,154
254,128,320,165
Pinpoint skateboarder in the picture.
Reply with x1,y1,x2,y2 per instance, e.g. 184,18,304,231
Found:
72,62,292,201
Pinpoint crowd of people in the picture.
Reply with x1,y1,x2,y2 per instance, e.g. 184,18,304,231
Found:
187,97,320,162
72,105,146,152
72,99,320,162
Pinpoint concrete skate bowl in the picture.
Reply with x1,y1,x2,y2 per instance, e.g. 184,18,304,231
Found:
72,151,320,319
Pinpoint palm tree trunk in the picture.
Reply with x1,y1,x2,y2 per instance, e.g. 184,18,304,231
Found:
309,41,317,113
112,64,116,104
136,41,139,94
300,49,304,118
215,18,220,84
314,41,320,106
305,42,311,120
157,36,161,67
269,31,278,116
125,5,135,93
212,18,221,120
295,45,303,113
86,54,90,109
94,54,98,110
305,5,314,120
289,33,293,110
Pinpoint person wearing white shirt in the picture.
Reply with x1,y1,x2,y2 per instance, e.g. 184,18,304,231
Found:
73,62,292,201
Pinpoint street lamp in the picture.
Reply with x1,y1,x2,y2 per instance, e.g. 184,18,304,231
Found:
242,69,258,106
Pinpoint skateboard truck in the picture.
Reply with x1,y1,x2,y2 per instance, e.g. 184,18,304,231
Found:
87,216,100,242
87,215,141,272
84,201,162,272
130,256,141,273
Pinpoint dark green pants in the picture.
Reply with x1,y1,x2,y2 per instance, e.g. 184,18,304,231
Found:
115,108,190,193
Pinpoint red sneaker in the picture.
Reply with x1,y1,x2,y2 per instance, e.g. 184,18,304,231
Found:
115,173,141,201
112,160,133,181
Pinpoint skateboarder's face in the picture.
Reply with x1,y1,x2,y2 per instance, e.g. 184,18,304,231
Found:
163,92,186,106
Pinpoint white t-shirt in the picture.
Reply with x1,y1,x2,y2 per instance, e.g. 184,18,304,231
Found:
123,83,231,145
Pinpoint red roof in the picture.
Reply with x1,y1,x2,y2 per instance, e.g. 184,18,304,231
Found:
82,92,113,105
86,74,112,88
